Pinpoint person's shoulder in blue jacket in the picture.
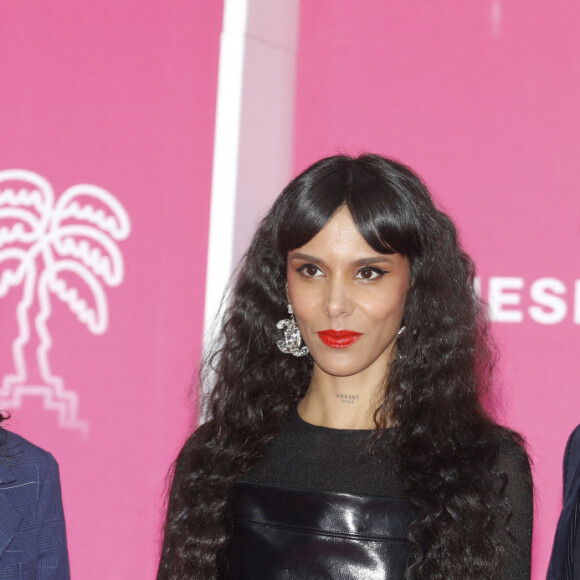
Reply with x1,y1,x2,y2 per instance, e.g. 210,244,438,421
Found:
0,427,70,580
548,424,580,580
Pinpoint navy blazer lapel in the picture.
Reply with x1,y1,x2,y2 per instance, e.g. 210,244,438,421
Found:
549,426,580,579
564,426,580,496
561,471,580,578
0,464,24,559
563,427,580,579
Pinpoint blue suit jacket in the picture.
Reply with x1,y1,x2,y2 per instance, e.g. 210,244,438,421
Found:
548,424,580,580
0,428,70,579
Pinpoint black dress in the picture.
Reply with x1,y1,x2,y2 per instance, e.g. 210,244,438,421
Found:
221,407,532,579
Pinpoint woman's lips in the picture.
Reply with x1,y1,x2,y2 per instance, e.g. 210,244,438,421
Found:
317,330,362,349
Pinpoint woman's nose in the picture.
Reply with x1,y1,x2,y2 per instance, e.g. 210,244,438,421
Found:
323,279,353,318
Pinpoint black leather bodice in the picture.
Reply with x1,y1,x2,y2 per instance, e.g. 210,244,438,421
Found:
220,481,415,580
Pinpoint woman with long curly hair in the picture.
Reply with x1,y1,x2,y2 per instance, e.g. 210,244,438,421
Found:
157,154,533,579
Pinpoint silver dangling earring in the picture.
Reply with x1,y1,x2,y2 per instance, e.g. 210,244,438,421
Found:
276,304,309,357
397,325,406,336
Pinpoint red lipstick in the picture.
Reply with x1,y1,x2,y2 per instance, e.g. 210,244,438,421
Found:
317,330,362,349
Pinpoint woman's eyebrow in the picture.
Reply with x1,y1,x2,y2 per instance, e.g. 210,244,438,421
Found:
288,253,395,266
353,256,395,266
288,252,320,262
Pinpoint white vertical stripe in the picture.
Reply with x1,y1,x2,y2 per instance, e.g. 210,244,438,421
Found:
202,0,299,421
491,0,502,37
204,0,249,336
575,280,580,324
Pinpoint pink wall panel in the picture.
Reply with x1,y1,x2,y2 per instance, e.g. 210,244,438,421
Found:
294,2,580,577
0,2,222,578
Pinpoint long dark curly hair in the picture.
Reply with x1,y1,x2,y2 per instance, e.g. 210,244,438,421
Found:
158,154,528,579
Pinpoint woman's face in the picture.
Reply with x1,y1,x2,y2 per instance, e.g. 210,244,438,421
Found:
286,206,410,384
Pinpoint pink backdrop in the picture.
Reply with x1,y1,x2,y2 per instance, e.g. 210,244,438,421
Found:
0,2,222,578
1,1,578,578
294,1,580,577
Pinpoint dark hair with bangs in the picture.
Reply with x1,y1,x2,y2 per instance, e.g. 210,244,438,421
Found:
157,154,530,580
277,154,425,260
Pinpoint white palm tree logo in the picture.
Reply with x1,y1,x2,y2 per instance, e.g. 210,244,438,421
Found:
0,170,130,434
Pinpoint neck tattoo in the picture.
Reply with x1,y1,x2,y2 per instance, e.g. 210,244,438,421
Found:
336,393,359,405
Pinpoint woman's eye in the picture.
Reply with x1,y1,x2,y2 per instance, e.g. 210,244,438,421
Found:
356,267,387,280
297,264,322,277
